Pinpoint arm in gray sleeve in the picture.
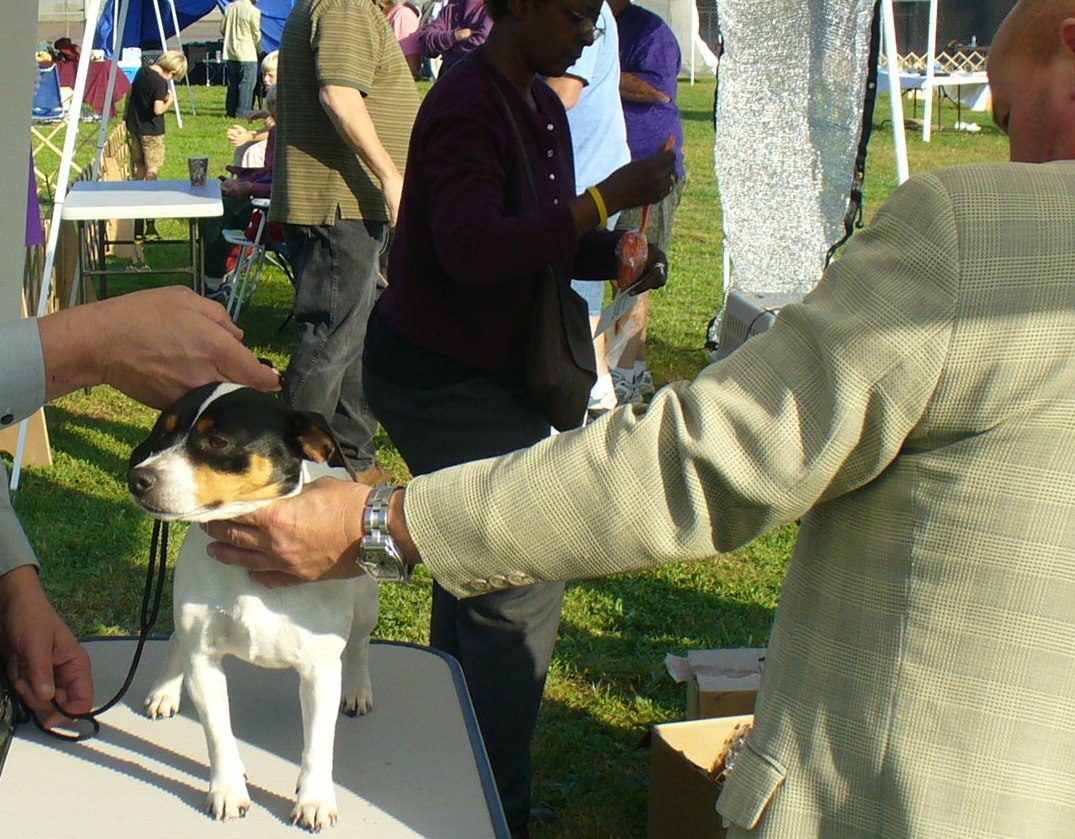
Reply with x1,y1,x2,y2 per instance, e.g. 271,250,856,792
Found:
0,319,46,575
0,317,46,431
0,462,39,576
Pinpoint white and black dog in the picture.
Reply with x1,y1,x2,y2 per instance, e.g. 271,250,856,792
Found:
127,382,379,831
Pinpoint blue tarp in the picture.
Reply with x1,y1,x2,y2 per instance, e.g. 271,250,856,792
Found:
94,0,296,57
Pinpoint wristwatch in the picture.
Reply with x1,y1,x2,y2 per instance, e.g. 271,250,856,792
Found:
357,485,410,582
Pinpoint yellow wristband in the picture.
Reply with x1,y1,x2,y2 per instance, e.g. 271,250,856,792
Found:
587,186,609,230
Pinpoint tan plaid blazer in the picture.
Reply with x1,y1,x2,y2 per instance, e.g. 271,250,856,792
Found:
409,160,1075,838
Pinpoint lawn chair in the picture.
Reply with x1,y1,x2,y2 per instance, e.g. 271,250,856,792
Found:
33,65,65,119
31,66,67,202
222,198,293,321
32,64,101,201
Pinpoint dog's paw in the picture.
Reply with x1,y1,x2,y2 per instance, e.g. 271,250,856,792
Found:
205,780,251,821
290,797,338,832
340,680,373,717
144,690,181,719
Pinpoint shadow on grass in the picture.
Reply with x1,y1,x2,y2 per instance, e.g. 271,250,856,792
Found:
557,571,774,710
43,403,153,476
14,473,181,637
525,571,775,837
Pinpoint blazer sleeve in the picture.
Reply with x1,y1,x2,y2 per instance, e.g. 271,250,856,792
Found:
0,463,39,576
0,319,46,576
406,172,962,598
0,318,47,430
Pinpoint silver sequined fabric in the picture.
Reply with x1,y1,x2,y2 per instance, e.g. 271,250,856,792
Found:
715,0,877,296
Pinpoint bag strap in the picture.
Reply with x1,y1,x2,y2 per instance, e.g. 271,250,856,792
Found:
465,59,542,209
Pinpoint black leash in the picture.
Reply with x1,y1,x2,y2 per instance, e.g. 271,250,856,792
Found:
825,0,884,265
27,520,171,742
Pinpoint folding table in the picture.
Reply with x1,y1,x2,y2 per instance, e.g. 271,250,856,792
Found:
0,637,510,838
61,179,224,300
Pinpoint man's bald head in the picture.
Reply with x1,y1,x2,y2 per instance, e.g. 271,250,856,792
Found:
988,0,1075,162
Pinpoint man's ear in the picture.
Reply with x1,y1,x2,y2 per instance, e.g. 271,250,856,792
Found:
1062,18,1075,57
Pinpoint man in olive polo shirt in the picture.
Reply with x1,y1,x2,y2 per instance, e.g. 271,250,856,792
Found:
272,0,418,473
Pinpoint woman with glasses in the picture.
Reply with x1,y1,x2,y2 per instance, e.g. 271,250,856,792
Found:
363,0,675,835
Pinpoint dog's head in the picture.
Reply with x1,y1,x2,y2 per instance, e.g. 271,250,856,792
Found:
128,383,347,522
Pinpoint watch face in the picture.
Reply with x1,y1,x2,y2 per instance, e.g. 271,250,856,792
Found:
360,539,410,583
363,557,406,582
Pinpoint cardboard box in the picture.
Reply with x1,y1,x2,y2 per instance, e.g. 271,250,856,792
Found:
666,648,765,720
647,714,754,839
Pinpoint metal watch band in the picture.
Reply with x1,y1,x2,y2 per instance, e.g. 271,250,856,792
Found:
358,484,410,582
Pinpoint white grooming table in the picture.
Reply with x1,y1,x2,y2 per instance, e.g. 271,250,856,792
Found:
61,179,224,298
0,638,510,838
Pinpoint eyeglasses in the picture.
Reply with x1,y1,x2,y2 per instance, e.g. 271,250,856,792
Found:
558,2,605,41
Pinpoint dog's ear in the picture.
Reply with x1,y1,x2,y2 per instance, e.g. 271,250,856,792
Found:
293,411,357,478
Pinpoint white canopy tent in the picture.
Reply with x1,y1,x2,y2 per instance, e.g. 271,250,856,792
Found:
881,0,913,183
879,0,993,180
636,0,720,81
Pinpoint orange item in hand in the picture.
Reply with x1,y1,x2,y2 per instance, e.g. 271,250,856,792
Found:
616,230,648,290
614,136,676,291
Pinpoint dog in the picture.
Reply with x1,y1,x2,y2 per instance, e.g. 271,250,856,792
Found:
127,382,380,830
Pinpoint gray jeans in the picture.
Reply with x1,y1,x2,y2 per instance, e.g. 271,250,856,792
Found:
281,218,387,472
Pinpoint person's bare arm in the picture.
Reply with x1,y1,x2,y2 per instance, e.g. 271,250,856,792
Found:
319,84,404,226
545,74,585,111
620,71,671,104
37,286,279,409
152,76,176,115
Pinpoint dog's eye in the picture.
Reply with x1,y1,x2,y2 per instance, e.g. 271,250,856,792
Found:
207,434,230,450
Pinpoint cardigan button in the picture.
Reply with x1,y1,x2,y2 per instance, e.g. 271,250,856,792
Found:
1,413,13,426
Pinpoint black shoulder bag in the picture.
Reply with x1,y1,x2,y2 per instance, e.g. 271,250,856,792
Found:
476,64,597,431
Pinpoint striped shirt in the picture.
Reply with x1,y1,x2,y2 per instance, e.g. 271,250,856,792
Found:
272,0,419,225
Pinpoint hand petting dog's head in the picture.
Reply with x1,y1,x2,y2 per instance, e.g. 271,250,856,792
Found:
128,383,346,522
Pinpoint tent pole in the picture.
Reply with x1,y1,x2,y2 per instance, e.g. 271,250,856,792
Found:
690,0,697,84
881,0,909,183
921,0,938,141
12,0,105,491
150,0,184,126
93,0,129,179
165,0,198,116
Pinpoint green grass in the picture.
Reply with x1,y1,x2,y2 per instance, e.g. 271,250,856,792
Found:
13,79,1008,838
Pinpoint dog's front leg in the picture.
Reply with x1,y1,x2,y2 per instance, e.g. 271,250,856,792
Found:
185,653,251,820
291,659,342,831
340,633,374,716
144,633,186,719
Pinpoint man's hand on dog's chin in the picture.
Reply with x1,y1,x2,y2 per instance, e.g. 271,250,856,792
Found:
204,479,417,588
0,566,94,729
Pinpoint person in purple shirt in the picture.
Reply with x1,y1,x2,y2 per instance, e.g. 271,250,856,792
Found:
608,0,686,406
363,0,675,834
415,0,492,73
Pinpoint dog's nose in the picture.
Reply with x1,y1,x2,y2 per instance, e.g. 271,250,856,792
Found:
128,466,158,496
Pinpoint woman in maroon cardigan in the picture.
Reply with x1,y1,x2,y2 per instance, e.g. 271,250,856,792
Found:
363,1,675,835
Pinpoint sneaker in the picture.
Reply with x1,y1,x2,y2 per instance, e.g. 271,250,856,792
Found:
635,367,656,397
613,376,644,406
204,282,231,305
